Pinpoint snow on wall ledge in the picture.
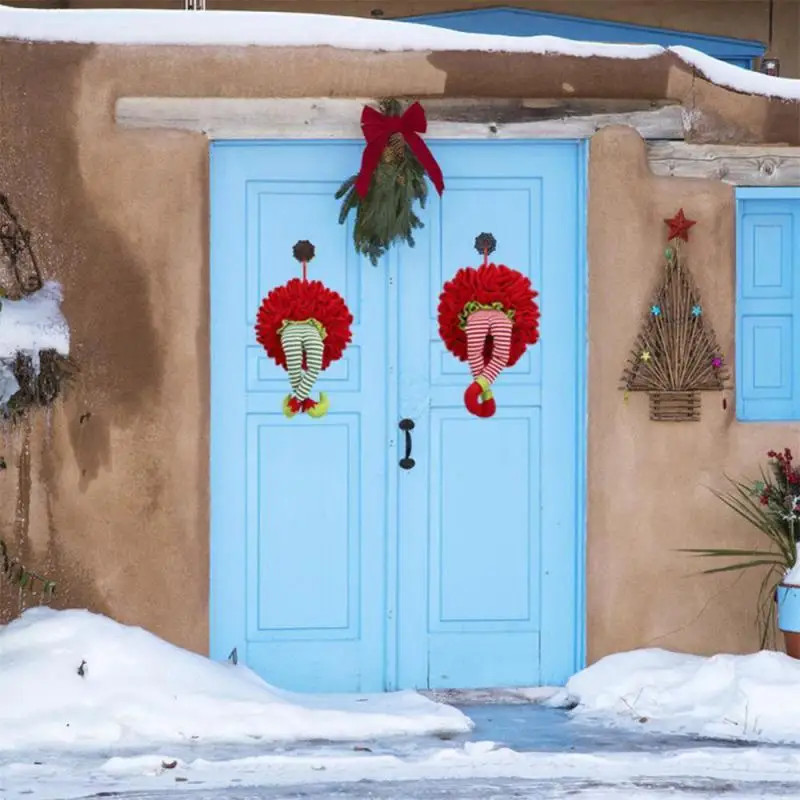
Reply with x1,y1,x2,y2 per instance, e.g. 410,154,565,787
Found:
0,5,799,102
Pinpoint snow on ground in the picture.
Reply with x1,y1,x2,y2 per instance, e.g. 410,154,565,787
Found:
0,608,471,750
566,647,800,744
5,609,800,798
4,740,800,800
1,5,799,101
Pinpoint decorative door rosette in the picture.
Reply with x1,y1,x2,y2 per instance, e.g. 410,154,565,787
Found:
437,234,540,418
254,241,353,419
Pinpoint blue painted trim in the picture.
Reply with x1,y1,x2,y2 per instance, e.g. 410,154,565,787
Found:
383,231,400,693
737,188,800,200
735,192,744,423
403,7,765,66
574,140,589,674
208,141,246,665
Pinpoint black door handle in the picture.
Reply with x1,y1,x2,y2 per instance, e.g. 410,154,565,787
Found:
398,419,415,470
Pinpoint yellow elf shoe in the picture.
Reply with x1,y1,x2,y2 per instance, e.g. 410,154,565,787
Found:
282,394,302,418
306,392,330,419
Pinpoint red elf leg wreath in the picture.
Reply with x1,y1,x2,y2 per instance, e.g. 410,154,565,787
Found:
437,233,540,418
254,240,353,419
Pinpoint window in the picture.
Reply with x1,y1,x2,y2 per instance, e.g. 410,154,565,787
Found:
736,188,800,421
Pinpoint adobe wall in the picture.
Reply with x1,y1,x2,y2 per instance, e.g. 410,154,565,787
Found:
0,37,795,664
586,126,797,659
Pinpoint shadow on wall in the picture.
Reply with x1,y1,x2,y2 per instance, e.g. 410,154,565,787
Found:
0,41,163,624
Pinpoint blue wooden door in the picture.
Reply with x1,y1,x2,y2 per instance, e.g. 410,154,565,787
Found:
210,140,586,692
394,142,585,689
210,142,390,692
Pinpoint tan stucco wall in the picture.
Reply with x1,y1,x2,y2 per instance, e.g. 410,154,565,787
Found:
0,38,797,667
586,126,800,659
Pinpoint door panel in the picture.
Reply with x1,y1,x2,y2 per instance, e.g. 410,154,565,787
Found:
396,142,583,689
210,142,389,692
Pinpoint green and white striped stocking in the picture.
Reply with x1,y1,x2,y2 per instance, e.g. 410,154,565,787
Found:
280,321,324,402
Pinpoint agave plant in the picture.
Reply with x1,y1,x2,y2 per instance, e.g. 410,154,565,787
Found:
681,448,800,648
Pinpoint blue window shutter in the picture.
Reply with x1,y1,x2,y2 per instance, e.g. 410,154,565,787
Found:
737,197,800,421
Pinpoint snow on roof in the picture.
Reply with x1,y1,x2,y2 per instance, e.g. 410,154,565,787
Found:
0,5,798,102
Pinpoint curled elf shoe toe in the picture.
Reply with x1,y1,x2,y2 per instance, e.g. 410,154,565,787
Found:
283,394,303,418
306,392,330,419
479,392,497,418
464,381,484,417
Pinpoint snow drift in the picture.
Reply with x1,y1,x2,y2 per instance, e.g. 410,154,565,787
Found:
0,608,471,750
567,647,800,744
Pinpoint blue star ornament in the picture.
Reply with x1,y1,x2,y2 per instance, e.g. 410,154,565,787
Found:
691,305,702,317
650,305,661,316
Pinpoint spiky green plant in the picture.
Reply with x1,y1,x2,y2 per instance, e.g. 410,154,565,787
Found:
0,538,55,600
680,448,800,648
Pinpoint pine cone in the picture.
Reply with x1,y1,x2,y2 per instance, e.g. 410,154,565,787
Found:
382,133,406,165
389,133,406,161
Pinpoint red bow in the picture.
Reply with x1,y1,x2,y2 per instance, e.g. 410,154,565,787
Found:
355,102,445,199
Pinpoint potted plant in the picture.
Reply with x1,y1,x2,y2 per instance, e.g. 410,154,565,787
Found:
682,448,800,656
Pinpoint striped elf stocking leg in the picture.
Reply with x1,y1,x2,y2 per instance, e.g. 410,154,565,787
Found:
280,322,329,418
463,309,513,418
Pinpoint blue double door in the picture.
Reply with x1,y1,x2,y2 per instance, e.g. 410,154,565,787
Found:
210,139,585,693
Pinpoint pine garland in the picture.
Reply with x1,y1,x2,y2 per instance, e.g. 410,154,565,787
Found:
335,99,430,266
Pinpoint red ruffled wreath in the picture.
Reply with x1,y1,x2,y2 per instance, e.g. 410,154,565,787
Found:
437,263,540,367
255,277,353,370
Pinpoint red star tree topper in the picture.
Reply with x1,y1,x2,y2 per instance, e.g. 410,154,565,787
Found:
664,208,696,242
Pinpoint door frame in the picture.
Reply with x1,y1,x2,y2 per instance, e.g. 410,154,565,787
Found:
208,115,589,687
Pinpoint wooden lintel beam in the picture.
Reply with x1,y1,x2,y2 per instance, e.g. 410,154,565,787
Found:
116,96,686,140
648,142,800,186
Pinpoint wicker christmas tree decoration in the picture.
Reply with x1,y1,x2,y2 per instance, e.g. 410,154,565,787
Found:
336,98,445,266
620,210,728,421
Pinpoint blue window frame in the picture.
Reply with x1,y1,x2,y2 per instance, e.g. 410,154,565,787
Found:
401,7,766,70
736,188,800,421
